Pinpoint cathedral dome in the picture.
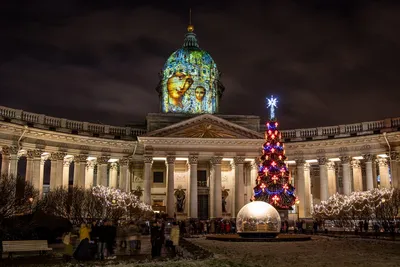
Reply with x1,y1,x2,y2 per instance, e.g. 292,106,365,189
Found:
157,26,224,114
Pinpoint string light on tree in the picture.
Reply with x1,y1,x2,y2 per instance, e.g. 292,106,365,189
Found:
252,95,297,209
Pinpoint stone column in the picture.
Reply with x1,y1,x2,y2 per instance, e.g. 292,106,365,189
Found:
39,157,46,198
295,160,306,218
9,146,19,178
327,161,337,196
211,156,223,218
363,154,374,190
31,149,42,190
378,158,390,188
97,156,110,186
25,150,34,183
119,158,130,191
109,162,118,188
50,152,65,189
351,159,363,191
318,157,329,201
62,158,72,188
340,156,352,195
189,155,198,218
166,156,176,218
143,156,153,206
73,155,87,187
85,160,95,188
391,152,400,188
304,163,312,216
209,163,215,218
1,146,10,176
247,161,258,202
234,156,245,216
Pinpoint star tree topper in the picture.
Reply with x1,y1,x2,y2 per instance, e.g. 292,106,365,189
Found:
266,95,278,120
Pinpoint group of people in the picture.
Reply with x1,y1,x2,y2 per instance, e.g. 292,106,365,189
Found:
177,219,236,236
62,219,143,261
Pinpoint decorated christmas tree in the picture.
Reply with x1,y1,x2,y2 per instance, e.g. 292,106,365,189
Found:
252,96,297,209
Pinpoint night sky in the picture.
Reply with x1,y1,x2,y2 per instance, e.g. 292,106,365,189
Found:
1,0,400,129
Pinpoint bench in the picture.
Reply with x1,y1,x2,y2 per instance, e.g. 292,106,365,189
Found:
2,240,53,258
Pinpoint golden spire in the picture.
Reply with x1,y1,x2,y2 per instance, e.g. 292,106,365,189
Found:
187,8,194,32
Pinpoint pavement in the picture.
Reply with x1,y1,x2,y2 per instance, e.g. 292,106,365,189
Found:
0,235,174,266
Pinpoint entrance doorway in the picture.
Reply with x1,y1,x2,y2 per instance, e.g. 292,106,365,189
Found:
198,194,209,220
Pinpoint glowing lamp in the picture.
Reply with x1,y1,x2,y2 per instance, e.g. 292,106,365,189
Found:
275,122,278,126
271,148,275,153
271,135,275,139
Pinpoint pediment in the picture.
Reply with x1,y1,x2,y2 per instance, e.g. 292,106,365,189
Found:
145,114,263,139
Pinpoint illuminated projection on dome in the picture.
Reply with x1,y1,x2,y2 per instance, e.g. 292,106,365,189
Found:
159,26,221,114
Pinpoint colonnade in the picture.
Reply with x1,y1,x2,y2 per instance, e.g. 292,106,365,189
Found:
295,153,395,218
0,146,132,198
142,155,251,218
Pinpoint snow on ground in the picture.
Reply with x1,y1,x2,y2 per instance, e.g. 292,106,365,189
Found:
28,236,400,267
187,236,400,267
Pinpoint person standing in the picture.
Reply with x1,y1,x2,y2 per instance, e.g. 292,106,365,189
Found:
105,220,117,259
79,223,91,241
151,221,163,259
170,222,180,257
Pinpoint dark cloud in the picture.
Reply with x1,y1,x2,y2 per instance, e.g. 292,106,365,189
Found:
1,0,400,129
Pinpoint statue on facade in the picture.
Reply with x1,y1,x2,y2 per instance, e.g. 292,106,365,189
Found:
222,188,229,213
132,186,143,200
174,186,186,213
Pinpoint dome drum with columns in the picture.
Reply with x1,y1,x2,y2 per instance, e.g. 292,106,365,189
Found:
1,24,400,220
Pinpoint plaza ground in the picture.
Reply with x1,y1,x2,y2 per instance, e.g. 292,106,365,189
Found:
2,235,400,266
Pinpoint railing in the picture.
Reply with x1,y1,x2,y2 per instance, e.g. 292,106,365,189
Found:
0,105,146,137
0,105,399,140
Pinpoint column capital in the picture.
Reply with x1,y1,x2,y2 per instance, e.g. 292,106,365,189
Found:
233,156,245,165
31,149,42,159
390,151,400,161
51,152,66,161
377,157,388,167
251,160,259,170
189,154,198,164
2,145,18,155
362,154,375,162
110,162,118,170
143,155,153,164
351,159,361,169
1,145,10,156
317,157,328,165
211,156,222,165
63,158,73,167
97,156,110,165
119,157,130,166
166,155,176,164
26,149,35,159
86,160,96,169
339,156,351,164
296,159,305,165
327,161,335,170
75,154,88,163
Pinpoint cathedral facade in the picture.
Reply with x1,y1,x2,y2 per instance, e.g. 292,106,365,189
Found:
1,25,399,220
